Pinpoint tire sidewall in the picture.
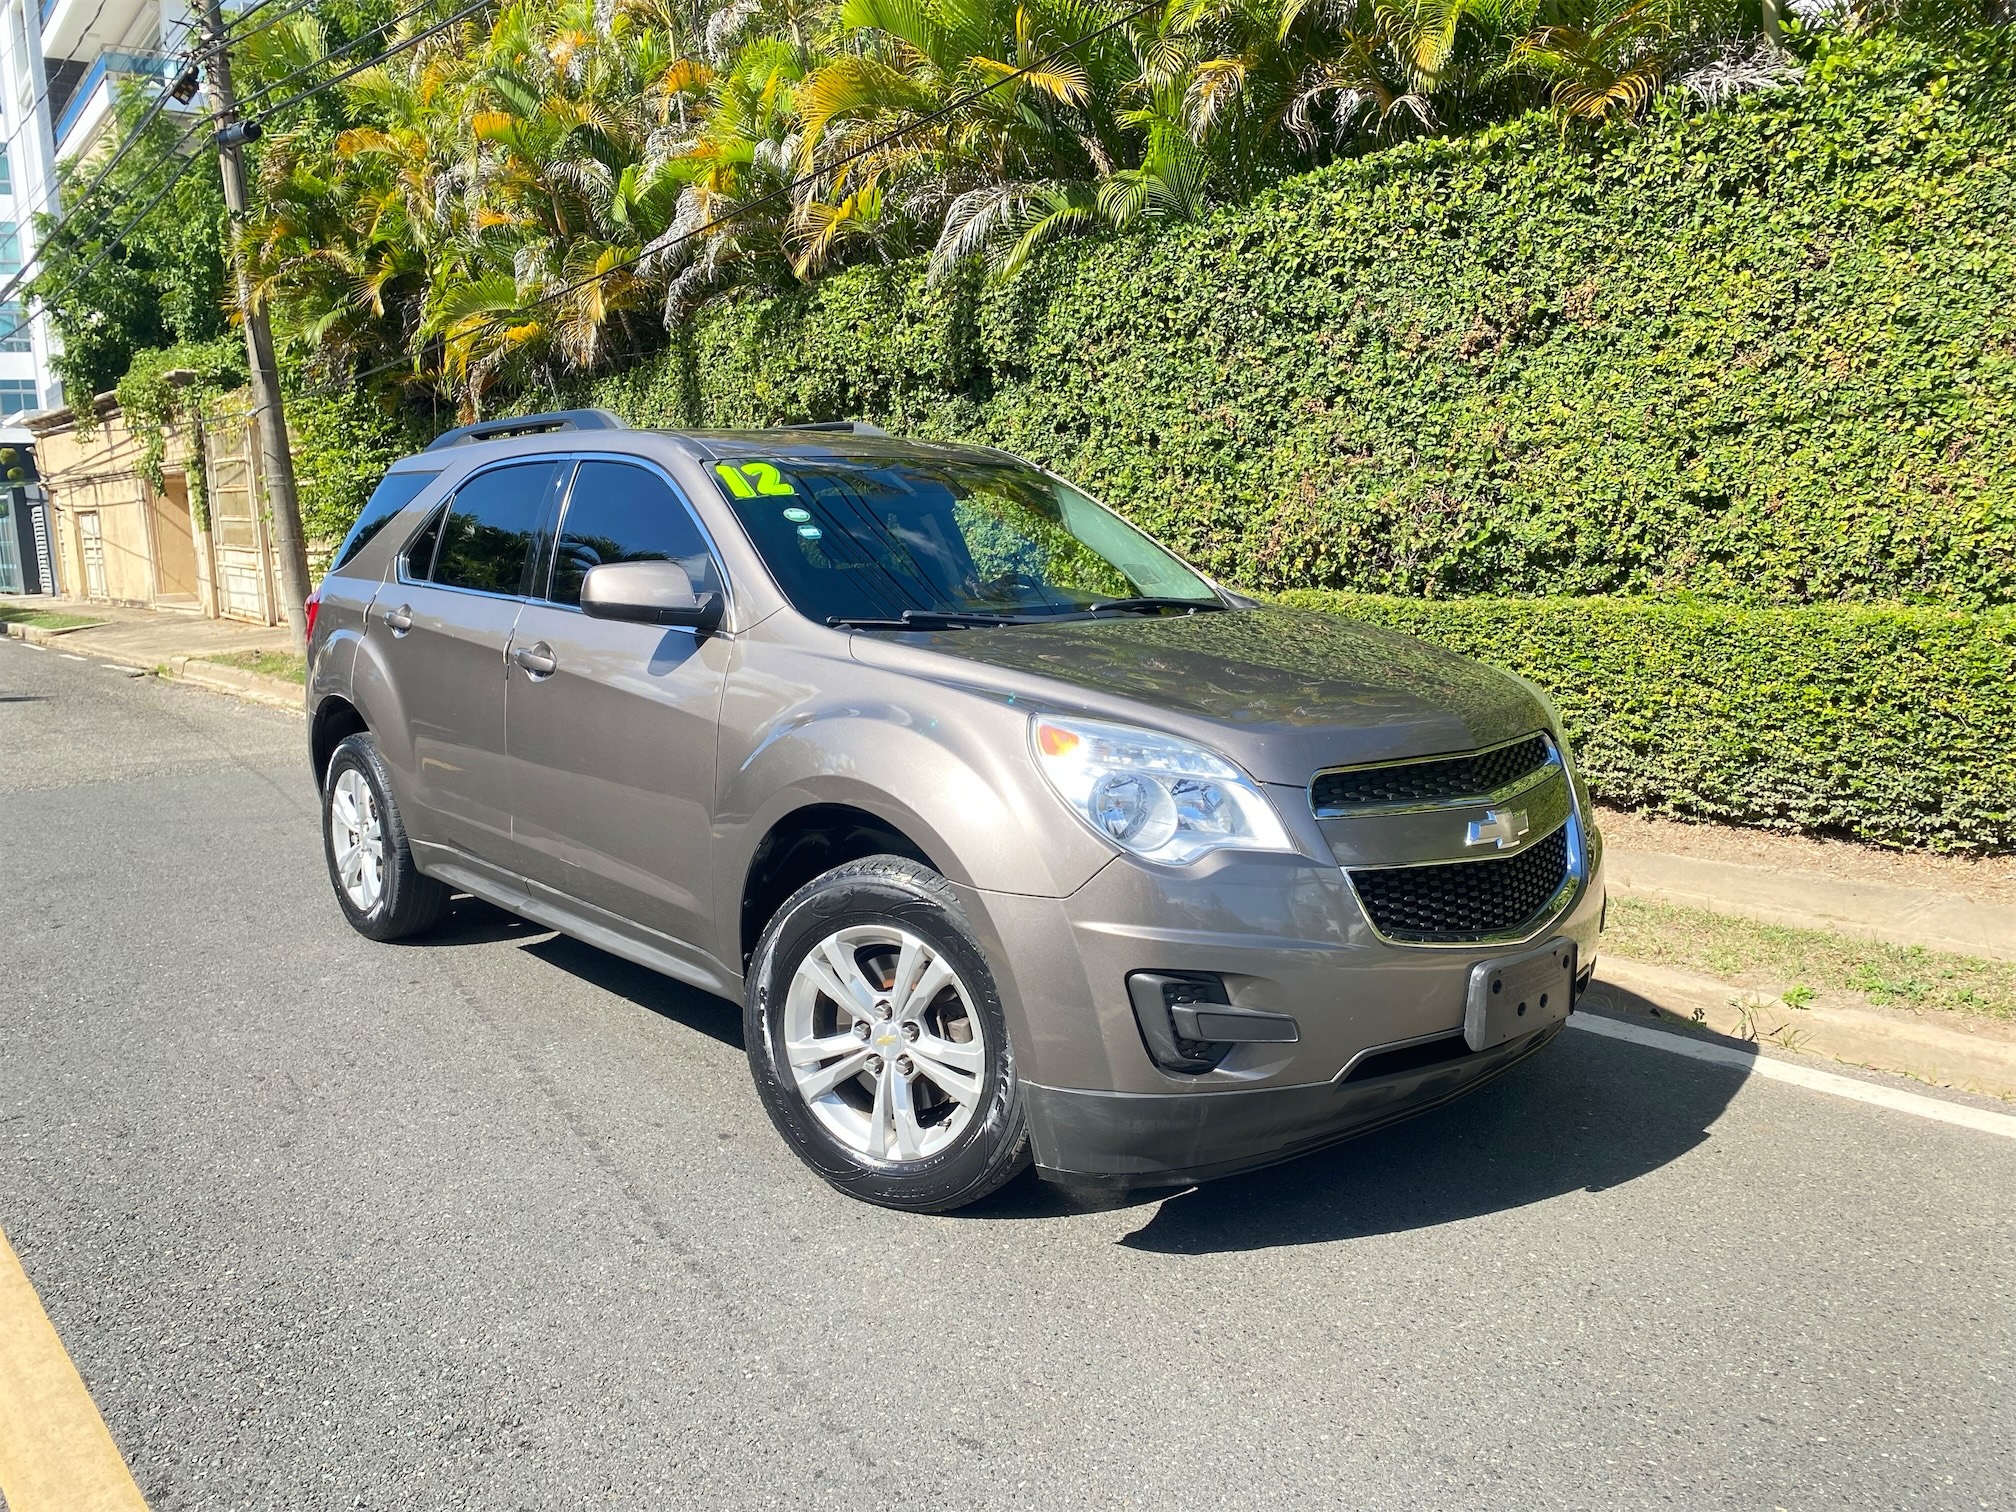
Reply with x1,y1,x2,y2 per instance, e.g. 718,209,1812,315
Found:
747,860,1026,1210
321,735,408,939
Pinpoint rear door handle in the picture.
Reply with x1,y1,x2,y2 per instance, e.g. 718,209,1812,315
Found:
512,642,558,678
382,604,413,634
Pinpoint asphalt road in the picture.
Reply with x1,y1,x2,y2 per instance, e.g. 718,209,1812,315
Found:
3,636,2012,1512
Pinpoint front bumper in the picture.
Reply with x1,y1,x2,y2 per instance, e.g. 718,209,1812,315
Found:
960,819,1604,1187
1025,1020,1564,1189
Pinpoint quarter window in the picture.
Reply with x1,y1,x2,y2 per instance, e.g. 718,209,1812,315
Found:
426,460,563,594
333,469,440,571
547,460,718,607
402,504,446,579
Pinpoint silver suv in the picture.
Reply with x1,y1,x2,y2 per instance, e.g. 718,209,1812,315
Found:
306,410,1605,1211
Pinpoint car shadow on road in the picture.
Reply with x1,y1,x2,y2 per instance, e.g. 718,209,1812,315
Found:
521,931,746,1050
411,897,552,949
1106,1018,1747,1253
965,1000,1750,1245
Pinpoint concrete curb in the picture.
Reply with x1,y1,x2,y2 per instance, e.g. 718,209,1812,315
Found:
4,620,100,645
1591,955,2016,1101
1606,848,2016,964
164,656,305,713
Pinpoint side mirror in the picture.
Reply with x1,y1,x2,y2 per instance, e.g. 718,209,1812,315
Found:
580,560,723,632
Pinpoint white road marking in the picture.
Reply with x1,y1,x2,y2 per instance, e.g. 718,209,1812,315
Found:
1569,1012,2016,1140
59,653,87,662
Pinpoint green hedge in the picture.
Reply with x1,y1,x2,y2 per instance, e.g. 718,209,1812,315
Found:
587,27,2016,608
1278,591,2016,852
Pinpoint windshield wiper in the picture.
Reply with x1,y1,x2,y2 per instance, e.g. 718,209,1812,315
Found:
1083,596,1229,616
826,609,1025,630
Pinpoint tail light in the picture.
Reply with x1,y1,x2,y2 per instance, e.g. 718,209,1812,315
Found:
303,591,321,645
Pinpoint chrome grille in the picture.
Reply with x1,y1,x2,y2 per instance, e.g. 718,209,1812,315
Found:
1313,734,1552,813
1349,825,1571,943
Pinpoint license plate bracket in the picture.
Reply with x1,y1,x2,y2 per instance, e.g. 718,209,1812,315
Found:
1465,938,1576,1052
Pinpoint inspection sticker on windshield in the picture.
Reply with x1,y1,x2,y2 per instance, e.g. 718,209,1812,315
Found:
715,461,797,498
782,506,812,522
796,524,823,540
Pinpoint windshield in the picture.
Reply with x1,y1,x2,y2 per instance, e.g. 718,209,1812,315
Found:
711,452,1221,625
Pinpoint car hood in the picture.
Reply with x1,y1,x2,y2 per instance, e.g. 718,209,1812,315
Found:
846,605,1549,785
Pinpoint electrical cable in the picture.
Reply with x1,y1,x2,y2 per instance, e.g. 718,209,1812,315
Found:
0,1,210,281
0,102,211,322
199,0,322,54
343,0,1161,392
9,0,479,346
233,0,450,115
244,0,493,123
0,116,215,347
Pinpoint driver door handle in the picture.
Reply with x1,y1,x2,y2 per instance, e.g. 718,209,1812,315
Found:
382,603,413,635
513,642,558,678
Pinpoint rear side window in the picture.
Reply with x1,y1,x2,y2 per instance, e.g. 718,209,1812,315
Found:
331,469,440,571
422,460,564,595
547,461,718,607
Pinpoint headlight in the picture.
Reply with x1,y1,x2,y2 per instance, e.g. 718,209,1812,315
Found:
1030,715,1295,865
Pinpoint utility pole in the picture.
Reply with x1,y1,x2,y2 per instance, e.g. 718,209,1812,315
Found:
198,0,312,650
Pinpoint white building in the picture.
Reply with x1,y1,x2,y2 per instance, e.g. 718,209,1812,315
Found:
0,0,200,421
0,0,203,592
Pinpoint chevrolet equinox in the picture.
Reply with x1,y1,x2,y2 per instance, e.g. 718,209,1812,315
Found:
305,410,1605,1211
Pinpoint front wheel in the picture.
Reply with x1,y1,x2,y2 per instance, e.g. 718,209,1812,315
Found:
746,855,1030,1212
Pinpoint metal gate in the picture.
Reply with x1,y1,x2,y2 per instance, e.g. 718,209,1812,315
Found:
206,419,273,623
79,510,107,599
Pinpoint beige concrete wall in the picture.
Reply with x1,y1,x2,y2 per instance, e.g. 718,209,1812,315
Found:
32,400,200,610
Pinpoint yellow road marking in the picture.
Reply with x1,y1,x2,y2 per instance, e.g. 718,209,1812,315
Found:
0,1223,149,1511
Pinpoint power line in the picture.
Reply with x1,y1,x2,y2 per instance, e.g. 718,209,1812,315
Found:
0,6,211,306
0,105,211,323
202,0,322,53
0,0,172,198
6,0,349,304
234,0,450,116
246,0,493,123
12,0,488,346
348,0,1160,393
0,117,216,348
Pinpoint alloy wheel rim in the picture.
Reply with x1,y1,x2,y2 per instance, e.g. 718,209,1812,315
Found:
330,768,386,913
782,925,987,1163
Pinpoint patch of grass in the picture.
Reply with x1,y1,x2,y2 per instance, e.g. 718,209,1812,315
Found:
202,649,306,685
0,605,104,631
1605,898,2016,1022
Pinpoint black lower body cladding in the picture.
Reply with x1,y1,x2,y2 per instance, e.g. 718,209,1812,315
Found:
1020,1022,1564,1190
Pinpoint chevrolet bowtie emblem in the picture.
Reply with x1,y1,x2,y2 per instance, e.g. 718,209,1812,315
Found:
1465,808,1530,850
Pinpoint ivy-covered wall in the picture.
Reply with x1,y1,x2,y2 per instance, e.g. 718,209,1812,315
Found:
589,27,2016,608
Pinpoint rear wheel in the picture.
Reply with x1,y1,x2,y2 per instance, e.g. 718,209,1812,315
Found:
746,855,1029,1211
321,732,450,942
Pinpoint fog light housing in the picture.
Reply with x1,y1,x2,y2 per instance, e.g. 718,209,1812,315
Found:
1126,972,1299,1075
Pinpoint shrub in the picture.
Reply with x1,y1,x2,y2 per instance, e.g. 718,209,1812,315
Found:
1278,590,2016,852
590,26,2016,608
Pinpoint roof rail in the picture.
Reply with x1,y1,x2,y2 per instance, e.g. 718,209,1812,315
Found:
423,408,628,452
768,419,889,437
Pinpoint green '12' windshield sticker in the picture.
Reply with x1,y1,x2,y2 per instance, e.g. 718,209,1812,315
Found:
715,461,796,498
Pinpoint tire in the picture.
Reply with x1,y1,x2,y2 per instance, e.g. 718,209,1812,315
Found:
321,732,450,942
746,855,1031,1212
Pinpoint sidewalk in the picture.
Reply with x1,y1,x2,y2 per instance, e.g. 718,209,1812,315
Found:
1600,808,2016,964
2,595,295,666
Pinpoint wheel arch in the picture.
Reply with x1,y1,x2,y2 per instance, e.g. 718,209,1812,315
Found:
739,801,941,968
310,695,369,791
